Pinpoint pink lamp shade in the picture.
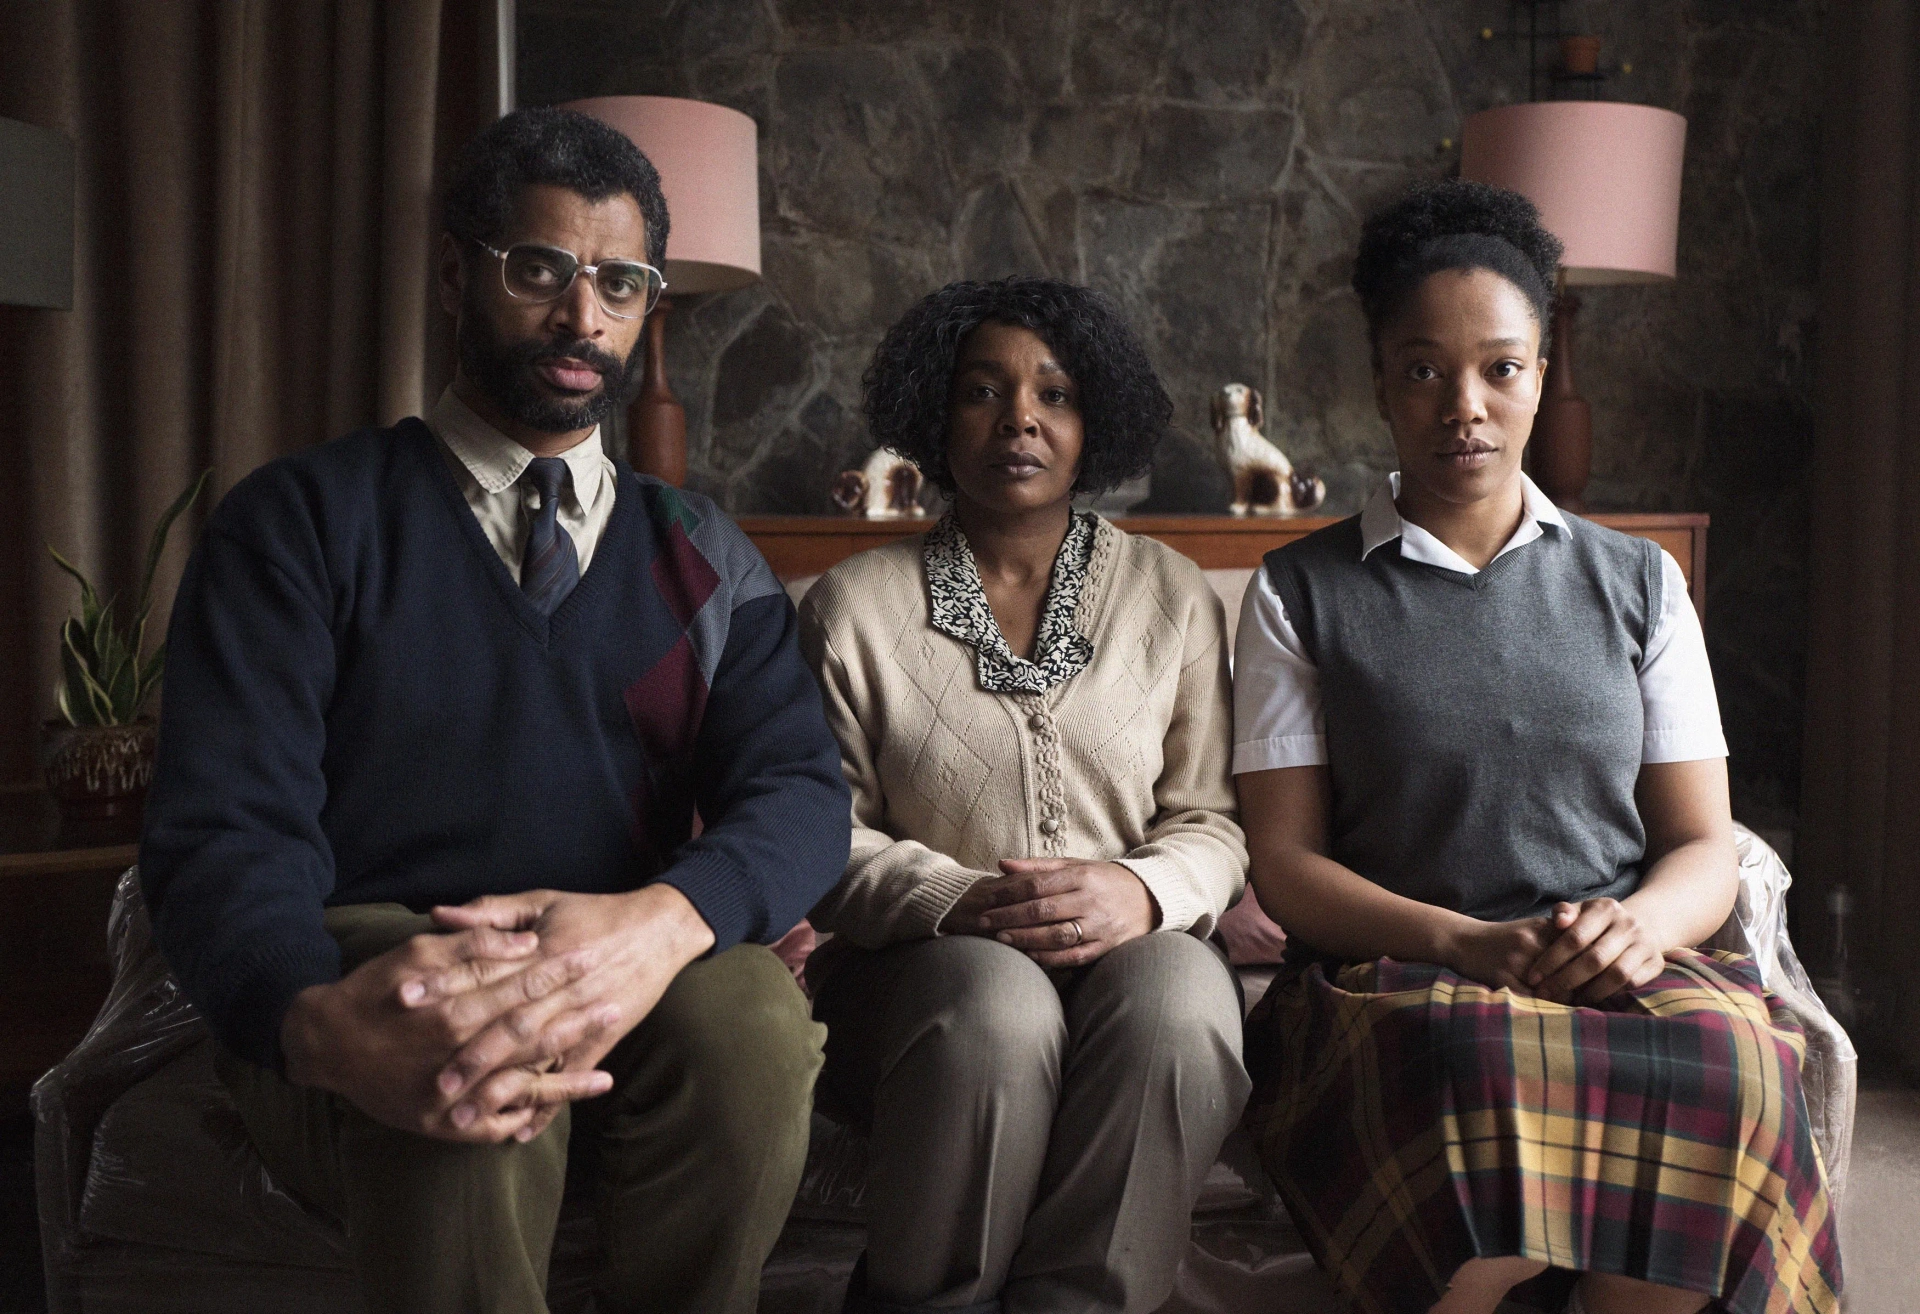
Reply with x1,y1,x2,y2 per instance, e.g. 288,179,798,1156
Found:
562,95,761,294
1461,102,1686,286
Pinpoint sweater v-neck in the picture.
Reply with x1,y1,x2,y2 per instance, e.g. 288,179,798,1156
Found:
407,417,641,645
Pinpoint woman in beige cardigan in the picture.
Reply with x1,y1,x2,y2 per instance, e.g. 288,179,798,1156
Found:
798,278,1250,1314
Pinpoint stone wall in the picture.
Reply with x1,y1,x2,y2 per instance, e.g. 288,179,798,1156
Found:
519,0,1824,836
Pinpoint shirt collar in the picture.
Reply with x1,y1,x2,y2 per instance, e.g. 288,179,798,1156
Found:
1359,470,1566,574
428,386,607,515
924,512,1099,695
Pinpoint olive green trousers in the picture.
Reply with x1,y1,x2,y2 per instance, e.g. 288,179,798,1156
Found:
215,903,825,1314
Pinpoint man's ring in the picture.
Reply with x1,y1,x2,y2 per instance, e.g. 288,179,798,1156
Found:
1067,919,1083,946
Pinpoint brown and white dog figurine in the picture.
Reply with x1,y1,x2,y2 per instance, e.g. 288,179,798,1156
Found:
831,446,927,518
1209,382,1326,517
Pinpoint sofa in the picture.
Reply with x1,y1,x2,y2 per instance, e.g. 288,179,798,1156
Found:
33,817,1852,1313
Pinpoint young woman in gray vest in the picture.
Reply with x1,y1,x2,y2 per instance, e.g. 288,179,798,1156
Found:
1232,180,1838,1314
798,278,1251,1314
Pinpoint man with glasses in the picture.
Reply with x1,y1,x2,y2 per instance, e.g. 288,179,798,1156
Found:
139,106,851,1313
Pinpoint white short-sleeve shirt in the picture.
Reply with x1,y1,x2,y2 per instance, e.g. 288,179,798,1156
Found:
1231,473,1728,774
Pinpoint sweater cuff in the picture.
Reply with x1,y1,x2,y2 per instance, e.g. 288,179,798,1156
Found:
657,848,759,953
1114,854,1211,937
906,862,990,941
207,941,343,1071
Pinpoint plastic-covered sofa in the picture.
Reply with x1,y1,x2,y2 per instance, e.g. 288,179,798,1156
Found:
33,824,1852,1314
31,870,1342,1314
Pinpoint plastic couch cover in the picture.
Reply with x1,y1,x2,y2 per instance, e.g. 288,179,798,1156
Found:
36,822,1853,1313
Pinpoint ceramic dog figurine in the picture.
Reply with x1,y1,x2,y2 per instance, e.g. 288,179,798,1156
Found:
831,446,927,518
1210,383,1326,516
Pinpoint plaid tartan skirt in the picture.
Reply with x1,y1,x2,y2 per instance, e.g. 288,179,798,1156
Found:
1244,948,1841,1314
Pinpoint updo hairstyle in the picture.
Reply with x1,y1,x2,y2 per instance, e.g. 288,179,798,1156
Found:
1351,178,1564,357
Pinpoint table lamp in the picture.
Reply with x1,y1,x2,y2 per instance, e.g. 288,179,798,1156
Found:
564,96,761,486
1461,102,1686,509
0,116,75,310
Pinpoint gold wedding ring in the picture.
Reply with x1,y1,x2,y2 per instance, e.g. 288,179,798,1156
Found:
1067,919,1084,946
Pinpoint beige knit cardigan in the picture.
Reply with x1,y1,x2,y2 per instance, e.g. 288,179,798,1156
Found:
797,516,1247,949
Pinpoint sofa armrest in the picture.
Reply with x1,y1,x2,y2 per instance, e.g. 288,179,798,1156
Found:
1710,826,1857,1211
33,868,210,1301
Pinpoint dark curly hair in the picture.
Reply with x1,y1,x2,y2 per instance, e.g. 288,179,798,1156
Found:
862,278,1172,497
1352,178,1563,355
443,107,670,269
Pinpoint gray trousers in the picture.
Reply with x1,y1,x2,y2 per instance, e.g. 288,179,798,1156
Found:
812,932,1250,1314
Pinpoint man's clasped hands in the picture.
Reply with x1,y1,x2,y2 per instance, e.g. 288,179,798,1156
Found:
278,883,714,1144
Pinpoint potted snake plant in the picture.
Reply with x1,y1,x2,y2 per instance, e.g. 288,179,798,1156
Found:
42,470,210,821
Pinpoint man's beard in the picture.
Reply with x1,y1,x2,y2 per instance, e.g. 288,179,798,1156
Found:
458,297,646,434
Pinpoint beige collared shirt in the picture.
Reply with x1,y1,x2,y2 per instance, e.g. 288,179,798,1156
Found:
427,387,618,581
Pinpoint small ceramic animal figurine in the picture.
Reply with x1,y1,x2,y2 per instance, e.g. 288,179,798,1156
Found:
1210,382,1326,516
831,446,927,518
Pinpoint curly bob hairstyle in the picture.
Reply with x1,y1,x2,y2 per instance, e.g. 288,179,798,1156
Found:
863,278,1172,497
1351,178,1564,356
443,107,671,269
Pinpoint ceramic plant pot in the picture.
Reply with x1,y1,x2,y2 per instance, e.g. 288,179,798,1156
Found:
41,718,158,821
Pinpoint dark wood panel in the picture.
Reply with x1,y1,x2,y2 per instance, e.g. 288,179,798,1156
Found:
0,787,136,1111
0,859,122,1110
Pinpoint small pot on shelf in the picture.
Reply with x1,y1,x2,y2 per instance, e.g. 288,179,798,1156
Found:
1560,35,1602,76
40,718,157,824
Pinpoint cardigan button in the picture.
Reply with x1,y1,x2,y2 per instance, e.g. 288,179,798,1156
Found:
1028,713,1046,730
1039,817,1060,835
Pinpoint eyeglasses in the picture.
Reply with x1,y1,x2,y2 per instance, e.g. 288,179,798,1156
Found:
474,241,666,319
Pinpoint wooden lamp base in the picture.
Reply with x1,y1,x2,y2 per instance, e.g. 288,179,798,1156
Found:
1531,291,1592,512
627,297,686,486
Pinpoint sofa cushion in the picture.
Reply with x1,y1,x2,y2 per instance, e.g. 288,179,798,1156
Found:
78,1039,348,1269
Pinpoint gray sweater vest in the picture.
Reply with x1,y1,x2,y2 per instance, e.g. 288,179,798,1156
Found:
1263,514,1662,923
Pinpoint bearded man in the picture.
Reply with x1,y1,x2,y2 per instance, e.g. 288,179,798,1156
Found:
138,107,851,1314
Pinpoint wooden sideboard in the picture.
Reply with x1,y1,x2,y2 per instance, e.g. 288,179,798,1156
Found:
740,513,1710,617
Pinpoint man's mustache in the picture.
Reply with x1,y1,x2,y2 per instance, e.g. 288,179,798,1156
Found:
522,338,625,377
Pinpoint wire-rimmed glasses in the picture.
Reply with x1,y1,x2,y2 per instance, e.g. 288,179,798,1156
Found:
475,241,666,319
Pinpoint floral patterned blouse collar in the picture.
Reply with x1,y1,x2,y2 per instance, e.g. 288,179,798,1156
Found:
924,511,1099,694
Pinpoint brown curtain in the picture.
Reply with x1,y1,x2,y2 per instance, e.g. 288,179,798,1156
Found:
1799,0,1920,1070
0,0,508,786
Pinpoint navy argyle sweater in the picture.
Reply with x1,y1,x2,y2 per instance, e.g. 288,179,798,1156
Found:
141,419,850,1066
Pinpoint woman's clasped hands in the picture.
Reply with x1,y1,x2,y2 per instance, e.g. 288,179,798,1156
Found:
1446,896,1669,1004
940,857,1161,967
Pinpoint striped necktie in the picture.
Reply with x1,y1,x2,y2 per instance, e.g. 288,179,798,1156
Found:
520,457,580,615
